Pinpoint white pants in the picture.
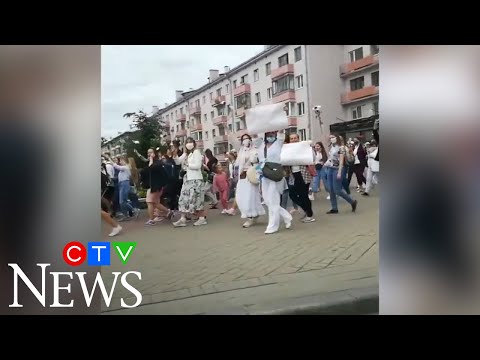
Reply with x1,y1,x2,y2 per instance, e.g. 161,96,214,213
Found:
204,183,218,204
365,168,379,193
262,177,292,233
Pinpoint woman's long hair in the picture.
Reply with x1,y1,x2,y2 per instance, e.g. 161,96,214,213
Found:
204,148,215,162
316,141,328,161
128,157,139,186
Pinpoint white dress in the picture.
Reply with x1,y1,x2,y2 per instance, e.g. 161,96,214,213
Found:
257,137,292,233
235,146,266,219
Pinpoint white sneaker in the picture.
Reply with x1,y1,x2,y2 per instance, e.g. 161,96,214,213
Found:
225,208,236,216
153,216,164,222
108,225,122,237
308,193,315,201
302,217,316,223
221,209,227,214
285,220,292,229
242,218,255,228
264,229,278,234
193,217,208,226
133,208,140,219
326,195,330,200
173,218,187,227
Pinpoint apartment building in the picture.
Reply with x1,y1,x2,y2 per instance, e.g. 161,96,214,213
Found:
155,45,379,160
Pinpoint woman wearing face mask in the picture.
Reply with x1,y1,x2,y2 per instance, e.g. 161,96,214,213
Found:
324,134,358,214
172,137,207,227
257,130,293,234
234,134,265,228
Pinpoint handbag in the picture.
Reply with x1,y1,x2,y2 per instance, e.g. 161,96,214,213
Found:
262,145,284,182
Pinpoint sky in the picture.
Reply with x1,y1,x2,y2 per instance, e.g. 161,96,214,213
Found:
101,45,265,139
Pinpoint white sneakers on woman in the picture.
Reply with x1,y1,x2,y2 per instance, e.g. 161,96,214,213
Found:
108,225,122,237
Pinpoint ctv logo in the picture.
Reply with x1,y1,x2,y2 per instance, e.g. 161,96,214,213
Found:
8,241,143,309
63,241,137,266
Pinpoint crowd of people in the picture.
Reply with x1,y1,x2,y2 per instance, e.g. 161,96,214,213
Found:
100,119,379,236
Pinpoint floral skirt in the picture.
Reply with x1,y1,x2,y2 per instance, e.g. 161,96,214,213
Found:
178,179,205,213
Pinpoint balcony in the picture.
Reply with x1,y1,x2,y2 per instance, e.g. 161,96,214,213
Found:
233,83,251,97
191,123,203,131
212,95,226,106
196,140,204,148
340,55,379,77
176,114,186,122
214,134,228,144
235,107,247,118
272,90,296,103
190,106,201,116
176,129,187,137
341,86,379,104
287,117,297,127
271,64,294,80
213,115,228,126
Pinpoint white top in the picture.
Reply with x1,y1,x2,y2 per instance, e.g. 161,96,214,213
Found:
236,146,258,174
354,145,361,165
113,164,131,183
291,165,301,173
257,137,284,164
174,149,203,181
105,162,115,179
314,152,323,165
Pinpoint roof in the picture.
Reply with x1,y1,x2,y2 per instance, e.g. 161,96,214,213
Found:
155,45,285,115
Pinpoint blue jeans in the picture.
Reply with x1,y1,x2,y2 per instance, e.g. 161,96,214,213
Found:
342,166,350,194
321,166,329,193
326,167,354,210
312,165,323,193
119,180,134,217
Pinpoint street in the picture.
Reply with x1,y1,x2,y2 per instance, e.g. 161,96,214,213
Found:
101,190,378,314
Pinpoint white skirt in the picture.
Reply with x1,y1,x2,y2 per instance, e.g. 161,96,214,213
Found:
236,178,266,219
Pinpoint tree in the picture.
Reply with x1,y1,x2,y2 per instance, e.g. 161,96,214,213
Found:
123,110,166,167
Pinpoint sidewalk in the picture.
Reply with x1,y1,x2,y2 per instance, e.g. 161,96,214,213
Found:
101,191,379,315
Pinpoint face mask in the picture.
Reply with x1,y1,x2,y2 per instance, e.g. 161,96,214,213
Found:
330,138,337,144
185,143,194,150
242,139,251,147
266,136,276,144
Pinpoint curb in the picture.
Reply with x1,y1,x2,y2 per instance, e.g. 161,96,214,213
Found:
203,287,379,315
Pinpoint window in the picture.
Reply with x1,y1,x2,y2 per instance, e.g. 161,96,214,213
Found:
350,76,365,91
294,47,302,62
175,110,178,117
299,129,306,141
228,124,233,132
204,114,207,122
296,75,304,89
210,92,213,100
372,101,379,115
284,102,295,116
212,129,216,137
240,74,248,84
265,62,271,75
371,71,379,87
217,88,222,96
267,87,272,100
218,127,226,136
195,99,200,108
171,112,173,119
235,93,251,109
202,96,206,104
240,119,246,130
278,53,289,67
180,107,183,115
210,111,214,120
233,80,237,88
194,131,203,141
352,106,362,119
371,45,379,55
349,47,364,62
255,92,261,104
272,75,295,95
226,84,229,94
176,125,179,132
218,106,225,116
235,122,241,131
166,115,169,122
254,69,259,81
205,131,209,140
297,102,305,116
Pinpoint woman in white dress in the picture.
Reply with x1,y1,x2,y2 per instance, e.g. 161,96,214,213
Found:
256,130,293,234
235,133,265,228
